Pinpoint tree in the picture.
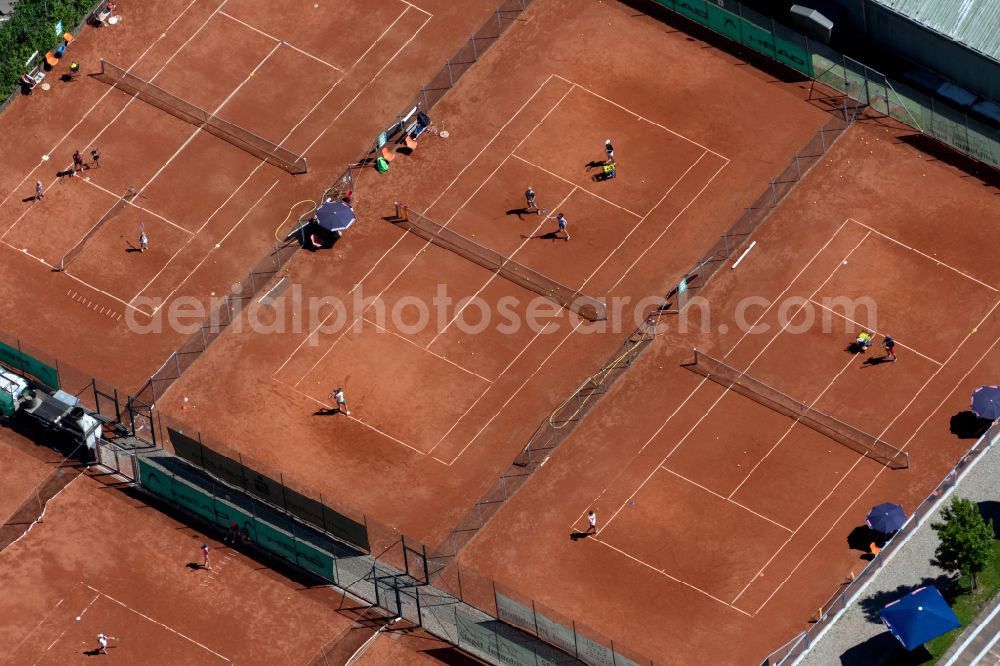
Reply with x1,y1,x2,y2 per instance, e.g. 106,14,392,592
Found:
931,496,994,592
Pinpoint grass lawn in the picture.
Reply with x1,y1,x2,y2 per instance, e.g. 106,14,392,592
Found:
922,539,1000,661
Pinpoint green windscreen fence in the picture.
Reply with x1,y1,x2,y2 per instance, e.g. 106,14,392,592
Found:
649,0,1000,169
136,457,336,581
653,0,814,77
0,340,59,390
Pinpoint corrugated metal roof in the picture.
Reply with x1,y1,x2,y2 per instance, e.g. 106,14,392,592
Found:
871,0,1000,62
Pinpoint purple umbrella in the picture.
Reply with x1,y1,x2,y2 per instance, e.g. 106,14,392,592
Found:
866,502,906,533
971,385,1000,420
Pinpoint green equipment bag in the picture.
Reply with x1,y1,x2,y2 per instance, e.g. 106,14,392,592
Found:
375,157,390,173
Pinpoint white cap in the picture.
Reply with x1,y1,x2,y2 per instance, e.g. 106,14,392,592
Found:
605,139,611,144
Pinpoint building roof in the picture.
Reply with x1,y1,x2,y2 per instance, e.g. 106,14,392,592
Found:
871,0,1000,62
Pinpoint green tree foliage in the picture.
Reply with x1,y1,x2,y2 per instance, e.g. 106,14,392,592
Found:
932,496,995,591
0,0,98,100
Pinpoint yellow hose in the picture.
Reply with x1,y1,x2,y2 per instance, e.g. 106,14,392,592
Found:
548,338,643,428
274,200,318,241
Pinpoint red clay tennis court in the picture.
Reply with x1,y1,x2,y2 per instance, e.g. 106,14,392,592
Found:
460,116,1000,663
3,0,997,664
0,0,489,390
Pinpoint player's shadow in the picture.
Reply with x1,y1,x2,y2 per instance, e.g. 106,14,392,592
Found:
82,648,108,656
585,160,607,170
569,531,593,541
125,242,142,253
185,562,207,570
521,231,561,241
505,207,537,219
313,407,345,416
950,411,992,439
861,356,891,368
56,168,75,178
845,341,874,355
21,195,40,203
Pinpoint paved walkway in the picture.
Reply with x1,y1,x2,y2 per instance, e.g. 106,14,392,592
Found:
798,433,1000,665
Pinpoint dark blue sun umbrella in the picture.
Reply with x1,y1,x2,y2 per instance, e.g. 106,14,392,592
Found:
866,502,906,533
971,385,1000,420
314,200,355,235
880,585,960,650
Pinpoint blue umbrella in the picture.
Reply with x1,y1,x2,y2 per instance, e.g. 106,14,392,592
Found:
880,585,960,650
314,200,355,234
971,385,1000,420
866,502,906,533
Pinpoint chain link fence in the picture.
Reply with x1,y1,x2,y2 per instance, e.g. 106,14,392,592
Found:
761,421,1000,665
647,0,999,169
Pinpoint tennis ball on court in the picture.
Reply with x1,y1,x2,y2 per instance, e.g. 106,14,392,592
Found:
42,155,49,161
75,616,81,621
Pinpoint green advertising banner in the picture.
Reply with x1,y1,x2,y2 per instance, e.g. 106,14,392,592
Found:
651,0,813,77
0,340,59,390
136,459,334,582
456,610,563,666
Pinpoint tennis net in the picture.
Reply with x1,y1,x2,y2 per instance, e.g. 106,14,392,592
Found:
686,349,908,469
95,60,307,175
392,204,607,322
60,186,138,271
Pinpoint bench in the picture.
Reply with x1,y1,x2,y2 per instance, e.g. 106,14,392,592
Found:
90,0,115,26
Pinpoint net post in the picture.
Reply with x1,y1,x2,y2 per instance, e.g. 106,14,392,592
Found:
470,33,478,61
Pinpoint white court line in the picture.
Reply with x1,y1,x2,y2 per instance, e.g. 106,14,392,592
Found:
604,230,871,535
343,5,416,71
346,74,564,295
10,597,64,662
217,11,344,72
604,156,728,294
362,317,493,383
429,321,560,450
369,85,576,327
581,219,854,532
136,42,283,197
0,0,203,214
659,466,792,532
746,297,1000,614
425,187,576,348
551,74,727,161
79,178,194,236
84,585,230,661
298,9,433,157
131,3,417,306
509,153,642,218
438,318,588,464
132,178,280,308
850,218,998,293
0,240,148,315
396,0,433,17
808,298,943,366
272,377,440,461
727,353,857,502
289,316,360,389
38,592,99,659
593,538,751,616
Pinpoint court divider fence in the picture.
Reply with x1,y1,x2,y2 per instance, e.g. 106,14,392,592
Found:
761,420,1000,665
645,0,1000,170
150,411,657,665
